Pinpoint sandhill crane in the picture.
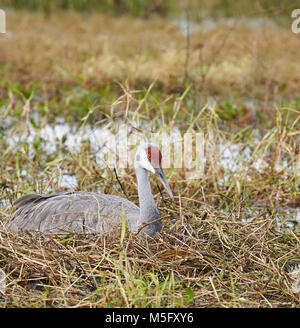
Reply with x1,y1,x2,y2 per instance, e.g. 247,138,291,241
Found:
5,143,174,237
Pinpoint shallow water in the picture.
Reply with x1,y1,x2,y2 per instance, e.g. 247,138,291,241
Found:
244,203,300,232
5,119,300,175
171,15,280,36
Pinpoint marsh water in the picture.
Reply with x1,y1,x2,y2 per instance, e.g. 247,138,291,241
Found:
171,15,281,36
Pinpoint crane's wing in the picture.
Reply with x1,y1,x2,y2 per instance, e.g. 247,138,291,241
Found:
6,191,140,234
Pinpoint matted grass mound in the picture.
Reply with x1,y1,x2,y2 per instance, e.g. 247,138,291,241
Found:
0,204,299,307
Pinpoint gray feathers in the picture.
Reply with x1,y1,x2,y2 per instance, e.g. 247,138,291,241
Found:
7,191,140,234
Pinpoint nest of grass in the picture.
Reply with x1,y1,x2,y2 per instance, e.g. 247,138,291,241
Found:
0,202,299,307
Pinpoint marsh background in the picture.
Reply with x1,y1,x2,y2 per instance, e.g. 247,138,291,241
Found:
0,0,299,307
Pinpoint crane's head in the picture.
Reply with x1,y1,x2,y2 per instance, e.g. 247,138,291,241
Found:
135,143,174,200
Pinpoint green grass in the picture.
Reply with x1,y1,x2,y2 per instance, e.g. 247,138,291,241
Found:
0,0,297,19
0,0,172,16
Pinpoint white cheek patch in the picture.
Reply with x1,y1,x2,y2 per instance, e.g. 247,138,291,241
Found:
139,151,155,174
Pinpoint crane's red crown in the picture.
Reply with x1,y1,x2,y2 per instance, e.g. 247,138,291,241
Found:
147,147,162,168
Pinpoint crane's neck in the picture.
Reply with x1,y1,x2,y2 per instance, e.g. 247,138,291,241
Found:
135,166,161,236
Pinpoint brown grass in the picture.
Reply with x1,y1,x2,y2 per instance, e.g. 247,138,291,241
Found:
1,11,300,101
0,204,299,307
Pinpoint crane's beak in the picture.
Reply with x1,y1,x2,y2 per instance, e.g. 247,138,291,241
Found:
155,166,174,200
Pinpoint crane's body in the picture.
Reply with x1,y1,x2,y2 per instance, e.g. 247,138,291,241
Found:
7,191,141,234
5,143,173,237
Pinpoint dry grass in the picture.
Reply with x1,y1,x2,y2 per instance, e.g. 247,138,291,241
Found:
1,11,300,101
0,204,299,307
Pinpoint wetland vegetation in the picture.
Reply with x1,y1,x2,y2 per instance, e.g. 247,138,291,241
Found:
0,0,299,307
